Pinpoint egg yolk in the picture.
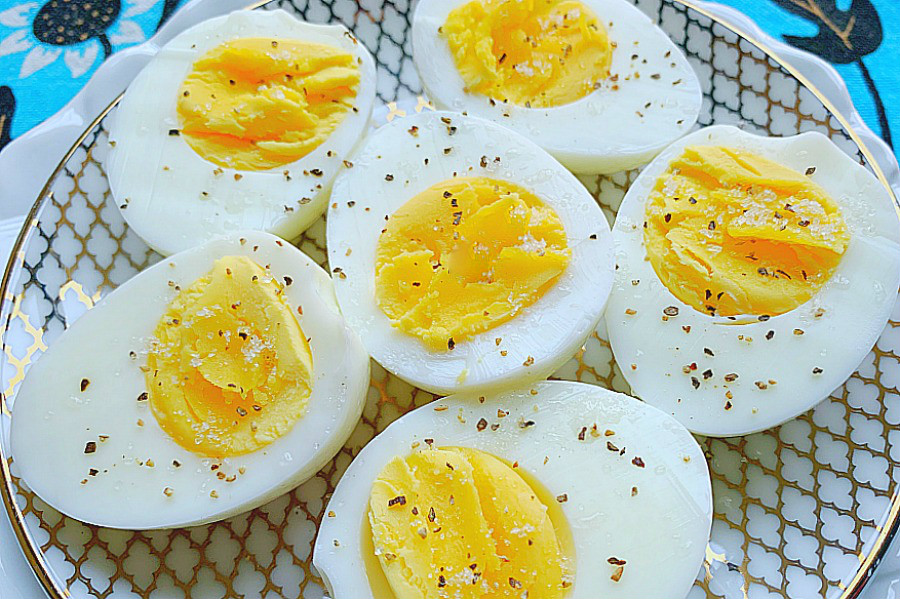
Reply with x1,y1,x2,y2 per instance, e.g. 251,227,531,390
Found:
375,177,570,351
176,38,360,170
368,447,571,598
146,256,313,457
442,0,612,108
644,146,849,317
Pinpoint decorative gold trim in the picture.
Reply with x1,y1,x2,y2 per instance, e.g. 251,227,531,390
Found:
673,5,900,596
1,2,898,599
0,93,123,599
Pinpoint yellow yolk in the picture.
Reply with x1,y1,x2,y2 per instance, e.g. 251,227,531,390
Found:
176,38,360,170
375,177,570,351
147,256,313,457
368,447,571,599
442,0,612,108
644,146,849,317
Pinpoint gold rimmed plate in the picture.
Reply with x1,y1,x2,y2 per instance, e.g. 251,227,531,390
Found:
1,1,899,598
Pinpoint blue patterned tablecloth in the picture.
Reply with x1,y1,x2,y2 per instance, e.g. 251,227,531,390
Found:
0,0,185,149
0,0,896,157
715,0,897,152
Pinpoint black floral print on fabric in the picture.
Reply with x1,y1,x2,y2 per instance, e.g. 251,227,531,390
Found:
771,0,892,147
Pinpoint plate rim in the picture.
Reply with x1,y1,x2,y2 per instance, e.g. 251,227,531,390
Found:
0,1,897,597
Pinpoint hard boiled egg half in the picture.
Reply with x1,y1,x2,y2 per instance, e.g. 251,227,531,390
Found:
314,381,712,599
326,111,614,395
107,10,376,256
412,0,702,174
606,125,900,436
10,232,370,529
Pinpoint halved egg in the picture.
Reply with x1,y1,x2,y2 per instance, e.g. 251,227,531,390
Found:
314,380,712,599
606,125,900,436
411,0,702,174
107,9,377,256
326,111,614,395
10,232,370,528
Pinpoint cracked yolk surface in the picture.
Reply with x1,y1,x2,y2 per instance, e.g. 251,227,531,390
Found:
147,256,313,457
644,146,849,317
374,177,570,351
368,447,571,599
176,38,359,170
442,0,612,108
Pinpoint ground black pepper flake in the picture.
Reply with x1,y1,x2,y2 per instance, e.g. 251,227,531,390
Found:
385,174,394,181
137,392,148,402
691,376,700,389
812,367,823,374
704,347,715,356
664,306,679,317
388,495,406,507
448,337,456,350
606,441,619,452
84,441,96,454
806,166,816,176
80,378,90,392
556,493,568,503
765,330,775,340
632,457,645,468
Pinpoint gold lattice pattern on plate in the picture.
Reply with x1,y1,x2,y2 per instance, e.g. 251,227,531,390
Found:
0,1,899,598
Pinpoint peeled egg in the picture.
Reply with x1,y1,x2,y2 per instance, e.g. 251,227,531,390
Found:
107,10,377,255
314,380,712,599
326,111,614,395
606,125,900,436
10,232,370,529
411,0,701,174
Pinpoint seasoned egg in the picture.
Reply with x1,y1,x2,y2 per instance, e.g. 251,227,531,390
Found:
107,10,376,256
326,111,614,394
606,125,900,436
314,381,712,599
10,232,370,528
411,0,702,174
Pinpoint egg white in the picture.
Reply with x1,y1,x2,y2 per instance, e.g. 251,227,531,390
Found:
606,125,900,437
106,9,377,256
9,232,370,529
326,111,614,395
314,380,712,599
411,0,702,174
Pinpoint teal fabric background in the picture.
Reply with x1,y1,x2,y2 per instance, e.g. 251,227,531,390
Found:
715,0,896,152
0,0,184,148
0,0,896,156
